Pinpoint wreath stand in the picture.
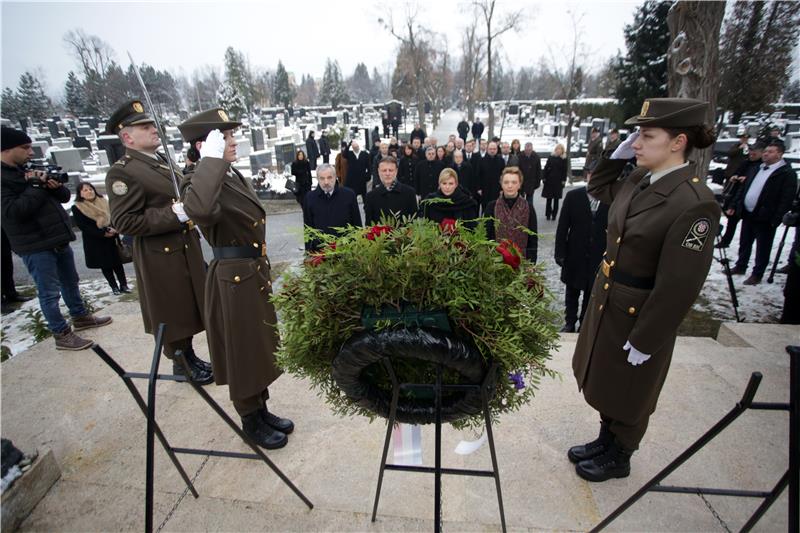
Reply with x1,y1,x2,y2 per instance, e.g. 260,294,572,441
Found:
92,324,313,533
370,358,507,533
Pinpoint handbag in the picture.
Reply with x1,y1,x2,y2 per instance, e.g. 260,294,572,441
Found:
116,236,133,264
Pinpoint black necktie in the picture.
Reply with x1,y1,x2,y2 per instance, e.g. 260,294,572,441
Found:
763,165,769,171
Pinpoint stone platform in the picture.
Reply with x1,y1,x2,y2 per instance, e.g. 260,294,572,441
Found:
1,301,797,532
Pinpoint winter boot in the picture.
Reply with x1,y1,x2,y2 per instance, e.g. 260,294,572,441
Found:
172,350,214,385
241,411,288,450
568,421,612,463
260,406,294,434
72,313,113,331
575,439,633,482
54,328,94,351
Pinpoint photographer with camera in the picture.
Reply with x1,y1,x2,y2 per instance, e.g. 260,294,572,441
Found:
1,126,112,350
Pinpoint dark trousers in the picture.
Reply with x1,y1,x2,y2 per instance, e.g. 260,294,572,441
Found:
601,413,649,451
233,387,269,417
735,218,777,278
719,215,740,247
163,337,193,359
781,239,800,324
101,264,127,291
545,198,560,219
322,154,330,164
1,229,17,299
565,280,592,327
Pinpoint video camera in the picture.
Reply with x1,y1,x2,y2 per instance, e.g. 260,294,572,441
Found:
783,197,800,228
24,160,69,188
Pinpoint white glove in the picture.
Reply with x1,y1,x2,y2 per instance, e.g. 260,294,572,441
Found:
610,131,639,160
623,340,651,366
200,129,225,159
171,202,189,223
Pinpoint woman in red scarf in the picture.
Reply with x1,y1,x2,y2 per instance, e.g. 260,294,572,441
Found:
485,167,538,262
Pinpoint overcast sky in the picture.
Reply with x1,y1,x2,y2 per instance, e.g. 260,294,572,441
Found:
4,0,642,99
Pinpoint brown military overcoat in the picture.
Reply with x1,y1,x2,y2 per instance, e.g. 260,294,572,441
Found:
105,149,206,343
182,157,281,401
572,157,721,424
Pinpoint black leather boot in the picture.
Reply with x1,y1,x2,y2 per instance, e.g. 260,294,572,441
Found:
568,421,612,463
260,406,294,434
183,346,213,373
241,411,288,449
172,350,214,385
575,439,632,482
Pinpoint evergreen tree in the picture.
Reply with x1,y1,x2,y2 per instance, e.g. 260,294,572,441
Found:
272,60,295,109
223,46,253,113
718,1,800,121
216,81,247,119
2,87,21,123
347,63,373,103
296,74,318,106
319,59,348,108
784,79,800,103
613,1,671,120
371,67,386,101
16,71,52,120
63,71,85,116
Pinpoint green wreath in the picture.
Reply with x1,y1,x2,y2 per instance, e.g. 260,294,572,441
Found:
272,216,560,430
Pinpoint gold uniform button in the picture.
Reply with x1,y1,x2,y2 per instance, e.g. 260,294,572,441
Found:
609,260,616,267
261,218,265,224
184,244,188,249
603,283,609,290
252,221,258,227
599,304,604,311
257,264,261,271
267,281,272,287
260,286,265,292
234,275,241,283
164,247,170,252
253,242,259,248
616,237,621,244
628,307,636,315
691,177,700,183
182,229,187,234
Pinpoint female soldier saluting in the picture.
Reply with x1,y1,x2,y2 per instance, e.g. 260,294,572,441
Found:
179,109,293,450
569,98,721,481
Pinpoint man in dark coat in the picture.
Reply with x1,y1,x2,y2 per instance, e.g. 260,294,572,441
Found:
415,147,445,198
478,140,505,211
717,142,764,249
451,149,476,200
318,132,331,164
343,140,371,201
555,178,609,332
1,126,110,350
304,164,362,251
457,118,470,142
518,142,542,196
584,128,603,178
730,139,798,284
106,101,212,382
305,131,320,170
364,156,418,224
471,117,484,142
603,129,621,155
410,124,426,145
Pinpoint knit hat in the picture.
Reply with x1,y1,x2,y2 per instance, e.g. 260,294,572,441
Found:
1,126,32,151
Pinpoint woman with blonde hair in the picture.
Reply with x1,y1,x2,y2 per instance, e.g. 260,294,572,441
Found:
542,143,568,220
418,167,478,223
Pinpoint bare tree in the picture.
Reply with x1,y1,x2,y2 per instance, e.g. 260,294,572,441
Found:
473,0,524,139
547,11,587,183
667,0,725,178
380,5,430,128
460,13,486,121
425,36,453,130
63,29,114,78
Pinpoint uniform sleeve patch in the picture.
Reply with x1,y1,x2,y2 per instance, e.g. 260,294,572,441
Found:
682,218,711,252
111,181,128,196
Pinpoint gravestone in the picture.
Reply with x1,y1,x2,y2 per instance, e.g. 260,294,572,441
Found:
249,150,272,174
274,140,296,168
73,136,91,150
266,125,278,139
785,120,800,134
321,115,337,128
169,138,184,152
46,121,60,138
96,135,125,164
508,104,519,115
31,141,49,159
77,126,92,137
251,128,265,151
52,138,73,149
97,151,110,167
51,148,84,172
713,138,739,157
76,147,91,160
18,118,28,130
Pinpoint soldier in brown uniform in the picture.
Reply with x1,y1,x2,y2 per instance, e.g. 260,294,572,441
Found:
104,100,213,383
568,98,721,482
180,109,293,450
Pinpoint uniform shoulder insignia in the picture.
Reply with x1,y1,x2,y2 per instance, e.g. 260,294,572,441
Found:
682,217,711,252
111,180,129,196
113,158,128,167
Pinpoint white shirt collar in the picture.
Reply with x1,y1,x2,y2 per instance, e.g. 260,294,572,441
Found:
649,161,690,184
761,159,785,171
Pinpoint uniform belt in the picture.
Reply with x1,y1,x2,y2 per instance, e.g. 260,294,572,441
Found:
601,259,655,290
212,245,266,260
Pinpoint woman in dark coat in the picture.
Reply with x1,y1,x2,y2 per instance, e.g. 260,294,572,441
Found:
398,144,417,191
485,167,538,261
419,168,478,224
542,143,568,220
318,132,331,164
71,182,129,294
291,150,312,209
305,131,320,170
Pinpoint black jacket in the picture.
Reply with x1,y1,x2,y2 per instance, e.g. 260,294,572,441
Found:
291,159,313,193
554,187,609,288
398,155,417,190
415,159,445,198
457,121,470,138
734,161,798,227
343,147,371,196
485,195,538,262
305,137,320,161
419,187,479,224
451,161,476,197
364,182,418,224
71,204,121,269
1,162,74,255
517,151,542,195
303,184,362,251
722,159,760,213
471,121,484,139
410,128,426,144
541,156,567,199
478,153,506,208
318,135,331,156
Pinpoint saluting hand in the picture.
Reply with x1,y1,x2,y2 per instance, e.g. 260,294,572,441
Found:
200,129,225,159
610,131,639,160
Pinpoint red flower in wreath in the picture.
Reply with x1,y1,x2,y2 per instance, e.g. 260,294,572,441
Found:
308,242,337,267
439,218,457,234
496,239,522,270
365,225,393,241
